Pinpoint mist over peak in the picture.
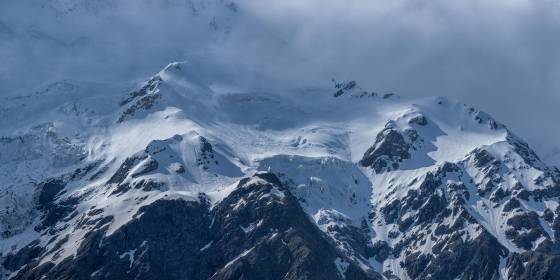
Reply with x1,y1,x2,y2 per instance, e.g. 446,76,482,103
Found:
1,0,559,166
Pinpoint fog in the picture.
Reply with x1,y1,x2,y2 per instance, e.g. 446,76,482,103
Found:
1,0,560,164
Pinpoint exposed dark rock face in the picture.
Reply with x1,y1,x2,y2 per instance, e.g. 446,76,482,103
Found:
506,212,548,250
195,135,217,169
507,240,560,280
34,197,77,232
107,153,148,185
315,216,375,267
471,148,497,168
403,231,507,280
2,240,44,272
27,199,212,280
36,179,66,210
7,173,378,280
331,80,383,98
371,241,391,262
380,172,447,232
506,133,544,167
503,197,521,212
408,114,428,126
553,209,560,243
117,76,163,123
333,80,358,97
120,77,162,107
130,158,159,178
118,94,161,123
359,127,413,173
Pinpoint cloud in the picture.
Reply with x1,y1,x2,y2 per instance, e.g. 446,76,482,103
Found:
1,0,560,164
229,0,560,163
0,0,238,90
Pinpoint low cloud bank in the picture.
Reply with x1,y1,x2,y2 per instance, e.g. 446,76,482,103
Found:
1,0,559,164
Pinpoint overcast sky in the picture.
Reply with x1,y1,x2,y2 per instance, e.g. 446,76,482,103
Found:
1,0,560,164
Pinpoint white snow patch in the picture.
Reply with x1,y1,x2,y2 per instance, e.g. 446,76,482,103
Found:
334,258,350,279
200,241,213,252
119,249,137,269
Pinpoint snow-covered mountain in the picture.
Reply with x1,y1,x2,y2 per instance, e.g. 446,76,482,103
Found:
1,59,559,280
